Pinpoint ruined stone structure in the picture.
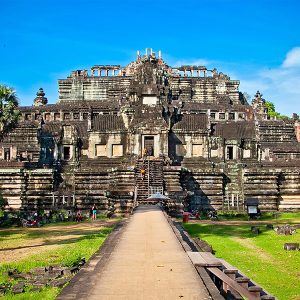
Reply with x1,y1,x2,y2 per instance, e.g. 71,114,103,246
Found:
1,49,300,214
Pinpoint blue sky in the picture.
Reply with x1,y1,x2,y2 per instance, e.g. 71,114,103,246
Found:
1,0,300,115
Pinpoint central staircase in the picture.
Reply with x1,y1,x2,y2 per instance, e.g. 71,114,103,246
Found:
135,159,164,202
223,161,244,211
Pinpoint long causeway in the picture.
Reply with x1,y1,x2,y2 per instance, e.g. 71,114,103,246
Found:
57,205,211,300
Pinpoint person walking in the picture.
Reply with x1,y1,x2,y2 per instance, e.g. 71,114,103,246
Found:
140,166,146,180
92,204,97,221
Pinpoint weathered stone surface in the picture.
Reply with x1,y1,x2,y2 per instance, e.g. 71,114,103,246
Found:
11,282,25,294
6,263,84,296
0,48,300,214
251,226,261,234
284,243,299,250
274,224,296,235
48,278,70,288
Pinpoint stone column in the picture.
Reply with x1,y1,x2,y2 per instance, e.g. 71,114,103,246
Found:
88,111,92,131
235,112,239,120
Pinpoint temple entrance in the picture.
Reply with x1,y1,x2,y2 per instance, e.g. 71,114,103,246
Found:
143,136,154,156
64,146,71,160
4,148,10,161
226,146,234,160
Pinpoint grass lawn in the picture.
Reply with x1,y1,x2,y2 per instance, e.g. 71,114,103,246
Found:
183,216,300,300
0,220,117,299
217,211,300,222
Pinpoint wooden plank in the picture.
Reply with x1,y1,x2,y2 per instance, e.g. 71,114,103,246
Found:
219,258,275,299
200,252,223,267
207,267,259,300
195,266,225,300
219,259,239,272
187,251,208,266
187,251,222,267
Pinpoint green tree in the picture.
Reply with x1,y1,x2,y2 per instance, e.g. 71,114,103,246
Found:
0,193,7,209
265,100,289,120
0,85,21,138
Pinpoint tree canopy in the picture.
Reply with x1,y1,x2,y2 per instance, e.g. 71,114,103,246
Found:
0,85,21,138
265,101,289,120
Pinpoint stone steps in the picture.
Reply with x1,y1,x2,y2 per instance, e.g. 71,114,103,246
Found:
135,159,164,201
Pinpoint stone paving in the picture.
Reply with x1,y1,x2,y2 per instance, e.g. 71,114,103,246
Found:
58,205,211,300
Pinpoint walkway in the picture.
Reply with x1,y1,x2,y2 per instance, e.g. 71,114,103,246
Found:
58,205,211,300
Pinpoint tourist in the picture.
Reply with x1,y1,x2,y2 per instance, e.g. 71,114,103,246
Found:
140,166,146,180
91,204,97,220
75,210,83,222
33,211,38,221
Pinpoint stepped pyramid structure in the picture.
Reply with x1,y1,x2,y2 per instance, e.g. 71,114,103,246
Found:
1,48,300,214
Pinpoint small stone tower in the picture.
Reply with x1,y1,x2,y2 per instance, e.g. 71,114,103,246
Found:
33,88,48,106
252,91,267,120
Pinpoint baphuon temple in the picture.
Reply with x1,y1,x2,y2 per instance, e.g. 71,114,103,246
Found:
1,48,300,215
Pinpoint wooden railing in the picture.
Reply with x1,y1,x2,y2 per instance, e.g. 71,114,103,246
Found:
188,251,275,299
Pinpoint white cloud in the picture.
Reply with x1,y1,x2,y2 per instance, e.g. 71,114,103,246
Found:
282,47,300,68
236,47,300,116
239,79,269,95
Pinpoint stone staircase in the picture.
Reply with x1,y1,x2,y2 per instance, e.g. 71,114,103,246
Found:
223,161,244,211
135,159,164,202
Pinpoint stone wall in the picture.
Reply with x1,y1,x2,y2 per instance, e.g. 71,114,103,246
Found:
0,168,54,210
58,77,132,102
73,170,109,212
243,169,279,211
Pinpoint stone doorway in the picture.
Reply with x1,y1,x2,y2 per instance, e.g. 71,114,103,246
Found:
4,148,10,161
143,136,154,156
64,146,71,160
226,146,234,160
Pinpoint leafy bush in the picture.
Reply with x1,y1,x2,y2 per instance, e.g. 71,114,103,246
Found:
0,193,8,209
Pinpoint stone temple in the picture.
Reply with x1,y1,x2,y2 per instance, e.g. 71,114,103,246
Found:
1,48,300,215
